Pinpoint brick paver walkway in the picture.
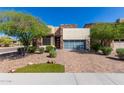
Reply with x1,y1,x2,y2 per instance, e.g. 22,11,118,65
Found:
0,50,124,73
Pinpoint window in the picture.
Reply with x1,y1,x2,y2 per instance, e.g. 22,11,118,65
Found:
114,39,119,42
120,39,124,42
43,36,51,45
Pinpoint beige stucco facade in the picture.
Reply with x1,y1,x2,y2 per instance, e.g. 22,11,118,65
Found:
63,28,90,40
48,25,59,35
112,41,124,51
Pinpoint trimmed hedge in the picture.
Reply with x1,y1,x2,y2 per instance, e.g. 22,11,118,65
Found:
100,47,112,55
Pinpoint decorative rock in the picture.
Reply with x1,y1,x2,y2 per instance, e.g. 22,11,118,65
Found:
9,69,15,73
11,69,15,72
28,62,34,65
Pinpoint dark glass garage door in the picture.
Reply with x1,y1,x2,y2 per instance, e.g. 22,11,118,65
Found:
64,40,85,50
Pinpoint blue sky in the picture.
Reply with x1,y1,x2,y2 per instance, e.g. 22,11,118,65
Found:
0,7,124,27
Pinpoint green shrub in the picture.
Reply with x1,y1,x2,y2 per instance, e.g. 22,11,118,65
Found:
49,49,57,58
0,36,13,47
35,48,44,54
27,46,37,53
100,47,112,55
116,48,124,59
46,45,55,52
91,43,102,52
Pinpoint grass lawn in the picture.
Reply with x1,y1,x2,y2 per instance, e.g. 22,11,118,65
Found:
15,63,65,73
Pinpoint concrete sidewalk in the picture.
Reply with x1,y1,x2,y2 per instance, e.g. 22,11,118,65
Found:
0,73,124,85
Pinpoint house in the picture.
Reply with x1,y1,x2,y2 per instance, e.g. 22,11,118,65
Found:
40,24,90,51
116,18,124,23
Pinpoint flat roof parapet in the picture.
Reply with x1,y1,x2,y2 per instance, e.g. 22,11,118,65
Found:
60,24,77,28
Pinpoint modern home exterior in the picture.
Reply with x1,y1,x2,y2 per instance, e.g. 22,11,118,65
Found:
41,24,90,51
40,19,124,51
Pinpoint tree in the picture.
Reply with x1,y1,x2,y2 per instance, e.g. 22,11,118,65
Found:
115,23,124,39
0,11,50,47
91,23,121,47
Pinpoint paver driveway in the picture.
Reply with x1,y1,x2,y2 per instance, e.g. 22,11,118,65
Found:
0,50,124,73
56,50,124,72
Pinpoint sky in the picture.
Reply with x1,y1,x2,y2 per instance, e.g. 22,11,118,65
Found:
0,7,124,28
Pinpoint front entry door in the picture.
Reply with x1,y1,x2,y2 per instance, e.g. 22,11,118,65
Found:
55,37,60,49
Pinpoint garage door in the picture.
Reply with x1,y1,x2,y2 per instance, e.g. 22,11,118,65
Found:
64,40,85,50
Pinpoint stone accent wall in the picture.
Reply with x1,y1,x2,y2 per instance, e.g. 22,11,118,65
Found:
85,39,90,51
60,36,63,49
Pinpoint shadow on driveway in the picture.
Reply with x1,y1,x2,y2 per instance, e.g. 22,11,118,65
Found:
106,56,124,62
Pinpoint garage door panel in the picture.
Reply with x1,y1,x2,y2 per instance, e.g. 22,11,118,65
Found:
64,40,85,50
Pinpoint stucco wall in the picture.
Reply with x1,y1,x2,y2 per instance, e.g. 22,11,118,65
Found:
113,41,124,50
50,36,55,45
62,28,90,40
48,25,58,35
